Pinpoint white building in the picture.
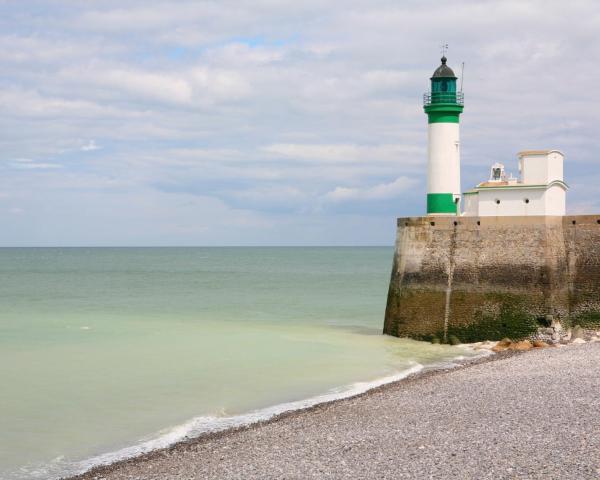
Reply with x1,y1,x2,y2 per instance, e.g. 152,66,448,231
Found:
463,150,568,217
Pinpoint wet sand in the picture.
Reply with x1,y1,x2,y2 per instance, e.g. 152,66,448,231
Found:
68,343,600,480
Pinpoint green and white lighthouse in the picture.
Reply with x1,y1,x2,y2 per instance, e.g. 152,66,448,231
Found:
423,56,464,215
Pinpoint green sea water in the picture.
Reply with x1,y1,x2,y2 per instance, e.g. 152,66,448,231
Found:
0,247,473,479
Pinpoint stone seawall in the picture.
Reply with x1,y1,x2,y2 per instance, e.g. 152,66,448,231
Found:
384,215,600,342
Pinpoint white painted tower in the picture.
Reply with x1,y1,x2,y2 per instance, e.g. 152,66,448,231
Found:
423,57,464,215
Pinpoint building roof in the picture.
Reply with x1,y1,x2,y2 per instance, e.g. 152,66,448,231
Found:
517,149,564,157
471,180,569,191
477,181,509,187
431,56,456,78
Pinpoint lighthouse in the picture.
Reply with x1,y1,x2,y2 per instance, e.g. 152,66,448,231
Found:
423,56,464,215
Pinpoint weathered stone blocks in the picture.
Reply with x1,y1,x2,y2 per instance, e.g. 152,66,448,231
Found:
384,215,600,342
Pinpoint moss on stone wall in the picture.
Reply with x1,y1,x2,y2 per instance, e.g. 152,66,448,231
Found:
445,294,538,343
571,311,600,329
394,292,540,343
384,287,447,338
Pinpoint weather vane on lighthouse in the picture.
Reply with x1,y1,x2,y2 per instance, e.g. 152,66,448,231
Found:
440,43,448,57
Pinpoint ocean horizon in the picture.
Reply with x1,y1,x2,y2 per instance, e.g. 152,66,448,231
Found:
0,247,472,479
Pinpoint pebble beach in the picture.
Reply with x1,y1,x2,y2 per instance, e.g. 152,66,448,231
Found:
69,341,600,480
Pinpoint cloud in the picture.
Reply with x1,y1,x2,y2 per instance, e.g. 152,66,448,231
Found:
8,159,62,169
0,88,117,118
190,67,252,102
325,177,416,202
81,140,100,151
0,35,108,63
76,5,207,32
65,67,194,105
203,43,285,66
262,143,424,164
0,1,599,245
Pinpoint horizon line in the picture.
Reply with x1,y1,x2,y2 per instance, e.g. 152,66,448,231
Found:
0,244,393,248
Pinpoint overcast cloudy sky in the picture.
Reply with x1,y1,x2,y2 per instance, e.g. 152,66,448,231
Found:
1,1,598,246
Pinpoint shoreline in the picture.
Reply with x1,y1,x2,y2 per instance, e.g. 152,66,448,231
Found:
66,342,600,479
66,346,514,480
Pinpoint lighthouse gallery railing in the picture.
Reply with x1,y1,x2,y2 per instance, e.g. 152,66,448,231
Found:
423,91,464,106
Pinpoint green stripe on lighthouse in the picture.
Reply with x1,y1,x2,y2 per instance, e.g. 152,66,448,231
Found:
427,193,457,214
427,112,460,123
424,104,463,123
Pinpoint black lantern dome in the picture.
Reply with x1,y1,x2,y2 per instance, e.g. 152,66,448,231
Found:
431,56,456,79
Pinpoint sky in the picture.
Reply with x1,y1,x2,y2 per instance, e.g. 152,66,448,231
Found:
1,0,599,246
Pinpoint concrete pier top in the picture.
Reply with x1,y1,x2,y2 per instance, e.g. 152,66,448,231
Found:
397,214,600,228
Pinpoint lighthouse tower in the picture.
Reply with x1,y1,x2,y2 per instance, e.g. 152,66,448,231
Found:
423,56,464,215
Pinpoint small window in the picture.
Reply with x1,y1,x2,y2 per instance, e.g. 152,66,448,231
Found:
495,199,501,205
524,198,530,204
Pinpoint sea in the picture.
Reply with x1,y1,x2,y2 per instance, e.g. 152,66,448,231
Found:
0,247,476,479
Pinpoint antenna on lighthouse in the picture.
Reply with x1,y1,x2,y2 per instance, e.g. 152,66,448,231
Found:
460,62,465,92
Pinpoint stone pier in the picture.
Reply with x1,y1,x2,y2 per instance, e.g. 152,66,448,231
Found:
384,215,600,342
